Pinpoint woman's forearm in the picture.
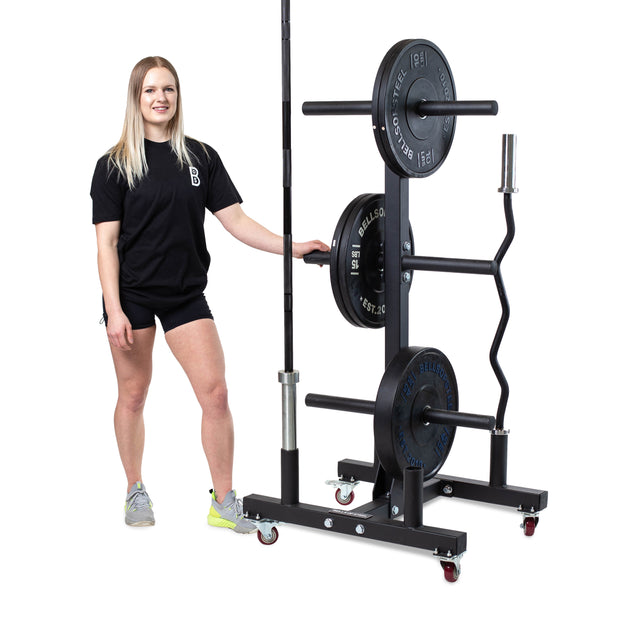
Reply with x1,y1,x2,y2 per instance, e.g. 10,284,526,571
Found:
215,203,329,257
97,244,123,315
95,222,134,349
217,204,283,254
95,221,124,315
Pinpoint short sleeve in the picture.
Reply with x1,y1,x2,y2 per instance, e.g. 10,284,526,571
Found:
91,155,126,224
203,146,242,214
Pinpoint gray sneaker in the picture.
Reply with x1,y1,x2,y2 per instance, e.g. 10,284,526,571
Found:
207,490,255,534
125,482,155,526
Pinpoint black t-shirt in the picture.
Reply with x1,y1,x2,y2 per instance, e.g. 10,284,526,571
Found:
91,138,242,308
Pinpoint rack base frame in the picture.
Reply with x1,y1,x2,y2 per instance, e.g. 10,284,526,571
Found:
243,455,548,562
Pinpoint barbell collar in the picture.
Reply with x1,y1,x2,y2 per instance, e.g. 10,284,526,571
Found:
278,370,300,385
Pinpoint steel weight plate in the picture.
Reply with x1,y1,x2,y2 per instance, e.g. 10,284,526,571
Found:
330,194,373,327
374,347,458,480
372,39,457,178
330,194,413,329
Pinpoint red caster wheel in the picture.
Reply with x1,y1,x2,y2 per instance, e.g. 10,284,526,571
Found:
257,527,279,546
441,561,460,583
523,517,537,537
335,488,355,506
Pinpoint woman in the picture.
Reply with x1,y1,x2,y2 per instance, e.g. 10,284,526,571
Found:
91,56,328,530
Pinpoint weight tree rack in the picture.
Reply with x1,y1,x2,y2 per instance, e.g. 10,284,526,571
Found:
243,1,547,582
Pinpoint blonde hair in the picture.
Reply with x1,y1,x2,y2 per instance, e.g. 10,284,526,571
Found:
108,56,193,188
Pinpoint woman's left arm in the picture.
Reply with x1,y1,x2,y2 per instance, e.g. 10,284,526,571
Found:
215,202,329,258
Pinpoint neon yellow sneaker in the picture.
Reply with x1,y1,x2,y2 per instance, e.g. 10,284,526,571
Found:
125,482,155,527
208,490,255,534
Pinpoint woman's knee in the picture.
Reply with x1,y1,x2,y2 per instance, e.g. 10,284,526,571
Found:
200,381,229,417
117,379,151,414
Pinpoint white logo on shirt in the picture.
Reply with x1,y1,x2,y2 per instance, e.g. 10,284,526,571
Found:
189,167,200,187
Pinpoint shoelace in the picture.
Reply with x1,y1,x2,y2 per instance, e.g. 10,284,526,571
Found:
128,490,151,511
233,497,244,518
217,497,244,519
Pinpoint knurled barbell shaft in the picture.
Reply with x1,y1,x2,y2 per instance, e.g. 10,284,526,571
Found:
302,99,497,117
305,392,495,430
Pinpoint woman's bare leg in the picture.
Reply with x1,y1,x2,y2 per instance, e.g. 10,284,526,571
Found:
109,326,156,491
164,319,233,502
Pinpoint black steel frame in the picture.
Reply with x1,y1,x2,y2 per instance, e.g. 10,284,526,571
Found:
243,0,547,565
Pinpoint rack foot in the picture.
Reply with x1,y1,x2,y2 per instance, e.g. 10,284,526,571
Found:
243,494,467,559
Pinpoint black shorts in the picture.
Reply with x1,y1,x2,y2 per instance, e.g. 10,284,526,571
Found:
102,293,214,333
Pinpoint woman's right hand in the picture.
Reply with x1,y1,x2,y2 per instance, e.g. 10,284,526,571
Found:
106,310,134,351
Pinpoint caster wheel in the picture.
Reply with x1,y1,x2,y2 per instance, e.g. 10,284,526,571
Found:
257,527,279,546
335,488,355,506
441,561,459,583
523,517,536,537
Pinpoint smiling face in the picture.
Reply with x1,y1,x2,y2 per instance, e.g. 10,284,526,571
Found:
139,67,178,139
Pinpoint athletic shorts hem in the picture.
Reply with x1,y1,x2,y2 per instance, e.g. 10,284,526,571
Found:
163,313,214,333
102,294,213,334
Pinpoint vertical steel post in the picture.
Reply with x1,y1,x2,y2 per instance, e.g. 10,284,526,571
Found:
378,166,412,512
489,432,508,487
383,166,410,366
280,0,299,505
403,467,424,528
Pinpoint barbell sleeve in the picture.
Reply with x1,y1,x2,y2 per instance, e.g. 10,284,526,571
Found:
498,133,518,194
303,250,331,265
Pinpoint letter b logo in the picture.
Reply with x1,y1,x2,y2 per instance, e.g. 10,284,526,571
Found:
189,166,200,187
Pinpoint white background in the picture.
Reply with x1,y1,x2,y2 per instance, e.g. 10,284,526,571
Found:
1,0,637,637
